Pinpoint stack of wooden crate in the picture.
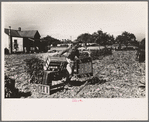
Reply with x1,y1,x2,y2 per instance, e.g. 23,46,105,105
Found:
38,56,67,95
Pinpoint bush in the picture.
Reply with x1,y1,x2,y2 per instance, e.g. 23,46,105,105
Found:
24,57,44,84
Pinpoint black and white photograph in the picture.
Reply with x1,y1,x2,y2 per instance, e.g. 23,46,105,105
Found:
2,1,148,120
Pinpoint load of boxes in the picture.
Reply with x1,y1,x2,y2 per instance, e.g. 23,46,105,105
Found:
38,56,67,95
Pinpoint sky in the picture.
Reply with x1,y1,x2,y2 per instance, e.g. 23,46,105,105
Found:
2,2,148,47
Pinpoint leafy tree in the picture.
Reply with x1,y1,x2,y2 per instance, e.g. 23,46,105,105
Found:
92,32,99,43
122,31,136,48
42,35,61,46
36,35,61,52
116,31,136,49
61,39,72,44
115,35,126,49
92,30,114,47
76,33,93,49
108,35,115,45
100,32,109,46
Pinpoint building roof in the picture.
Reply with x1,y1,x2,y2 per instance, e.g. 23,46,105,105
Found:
4,29,20,37
4,28,40,38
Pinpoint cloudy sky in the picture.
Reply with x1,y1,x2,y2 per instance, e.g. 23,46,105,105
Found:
2,2,147,43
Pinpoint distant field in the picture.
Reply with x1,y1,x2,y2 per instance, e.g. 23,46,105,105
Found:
50,47,67,52
50,46,105,52
50,45,137,51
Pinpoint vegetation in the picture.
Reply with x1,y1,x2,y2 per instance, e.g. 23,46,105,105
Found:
4,50,145,98
19,29,144,54
24,57,44,84
74,29,141,51
34,35,61,52
116,31,138,49
61,39,72,44
92,30,115,46
75,30,115,48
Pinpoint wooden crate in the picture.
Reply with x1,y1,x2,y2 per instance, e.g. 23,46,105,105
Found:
38,82,64,95
76,57,93,78
42,71,53,85
38,84,50,94
44,56,67,71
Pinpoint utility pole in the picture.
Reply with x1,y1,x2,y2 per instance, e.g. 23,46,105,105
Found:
70,36,72,41
9,26,12,54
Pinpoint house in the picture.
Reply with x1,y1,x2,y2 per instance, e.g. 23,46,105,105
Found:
4,27,41,53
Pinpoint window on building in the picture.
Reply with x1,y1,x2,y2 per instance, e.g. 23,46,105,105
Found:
14,39,18,50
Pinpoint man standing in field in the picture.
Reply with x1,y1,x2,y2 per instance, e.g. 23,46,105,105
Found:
136,39,145,62
59,41,80,86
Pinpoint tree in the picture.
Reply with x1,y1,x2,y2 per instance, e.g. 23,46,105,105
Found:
92,30,114,47
61,39,72,44
122,31,136,48
38,35,61,52
76,33,93,49
116,31,136,49
42,35,61,46
116,35,126,49
108,35,115,45
92,32,99,43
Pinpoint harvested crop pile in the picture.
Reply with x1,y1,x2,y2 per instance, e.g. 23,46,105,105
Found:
24,57,44,84
4,50,145,98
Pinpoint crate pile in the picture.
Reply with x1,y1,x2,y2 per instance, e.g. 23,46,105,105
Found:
38,56,67,94
73,57,93,82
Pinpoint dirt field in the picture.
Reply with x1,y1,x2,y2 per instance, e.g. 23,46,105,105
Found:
5,50,146,98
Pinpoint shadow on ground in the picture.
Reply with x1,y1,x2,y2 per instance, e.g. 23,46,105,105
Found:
5,88,32,98
50,82,64,94
5,76,32,98
88,77,107,85
50,87,64,94
69,80,86,86
68,77,108,86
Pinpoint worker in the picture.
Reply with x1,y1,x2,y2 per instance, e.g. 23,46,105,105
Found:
59,41,80,87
